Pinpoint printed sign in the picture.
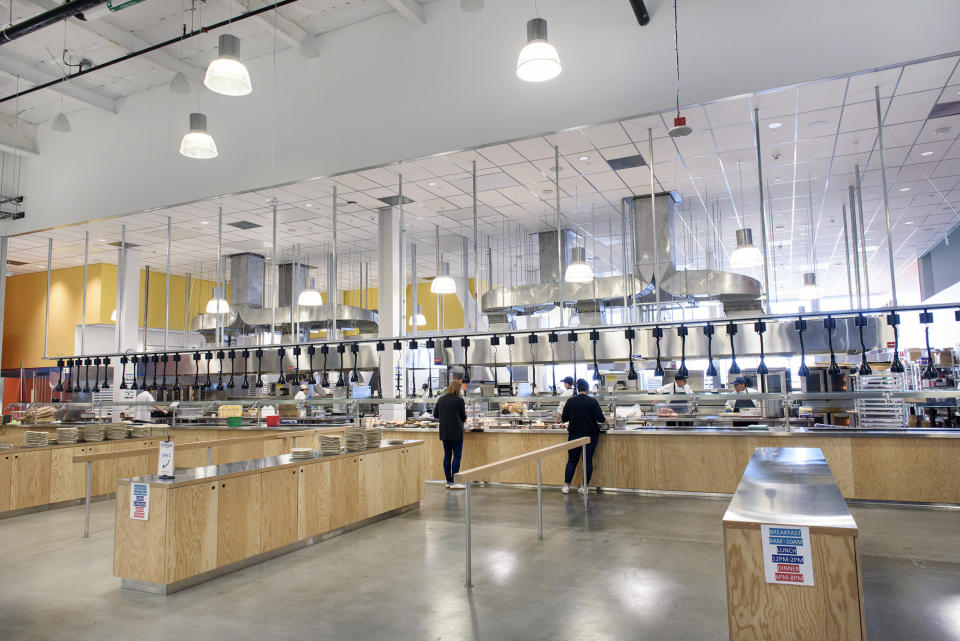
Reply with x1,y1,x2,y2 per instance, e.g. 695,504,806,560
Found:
157,440,175,478
761,524,814,586
129,482,150,520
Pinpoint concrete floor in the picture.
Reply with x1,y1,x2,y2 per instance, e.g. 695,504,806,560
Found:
1,485,959,641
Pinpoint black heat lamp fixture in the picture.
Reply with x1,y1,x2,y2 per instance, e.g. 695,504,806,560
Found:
887,313,904,374
703,325,717,378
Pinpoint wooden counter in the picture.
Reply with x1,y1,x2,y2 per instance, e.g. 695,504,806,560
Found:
723,447,865,641
114,440,424,594
384,428,960,503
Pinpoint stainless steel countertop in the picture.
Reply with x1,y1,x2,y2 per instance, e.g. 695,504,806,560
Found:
722,447,857,531
120,439,422,486
382,426,960,439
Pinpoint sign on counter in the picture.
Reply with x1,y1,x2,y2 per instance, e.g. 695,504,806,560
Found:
761,524,814,586
129,482,150,520
157,440,175,479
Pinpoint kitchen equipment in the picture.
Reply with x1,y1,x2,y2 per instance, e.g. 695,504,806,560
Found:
151,354,159,388
625,329,638,380
754,321,768,375
92,358,101,393
703,324,717,377
920,311,938,380
726,322,740,375
887,313,904,373
855,314,872,375
796,318,810,377
293,345,301,383
652,327,665,377
255,349,264,388
216,351,225,390
462,337,471,384
336,344,346,387
83,358,91,393
265,415,281,427
351,342,361,383
276,348,286,384
158,354,168,392
676,325,689,378
320,344,329,387
204,352,213,388
825,316,841,376
549,332,559,392
192,352,201,389
227,350,236,389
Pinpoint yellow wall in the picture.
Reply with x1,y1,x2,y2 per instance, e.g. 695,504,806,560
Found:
3,264,221,369
341,278,485,333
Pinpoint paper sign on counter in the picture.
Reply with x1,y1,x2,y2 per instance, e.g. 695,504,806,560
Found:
157,440,175,478
761,524,814,586
129,482,150,520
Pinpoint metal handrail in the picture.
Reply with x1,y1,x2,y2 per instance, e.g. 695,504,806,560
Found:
453,437,591,588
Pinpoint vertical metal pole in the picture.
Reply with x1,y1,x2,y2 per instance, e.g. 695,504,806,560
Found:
472,160,480,331
465,481,472,588
753,109,771,314
43,237,52,358
290,243,297,342
271,200,278,343
411,243,418,335
854,164,870,304
766,181,778,305
555,145,564,328
81,232,89,356
462,236,469,327
649,130,661,320
216,206,223,349
848,187,862,308
165,217,171,351
620,199,629,319
331,188,338,341
581,443,588,508
183,273,191,348
398,174,406,338
841,205,854,309
875,84,897,307
0,237,7,405
142,266,150,351
83,461,91,538
537,458,543,541
116,226,126,354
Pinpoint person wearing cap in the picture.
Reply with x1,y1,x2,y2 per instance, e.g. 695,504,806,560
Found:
559,378,606,495
295,382,310,418
655,374,694,396
556,375,575,422
725,376,759,411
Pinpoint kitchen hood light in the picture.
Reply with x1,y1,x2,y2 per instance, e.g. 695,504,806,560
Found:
408,304,427,327
297,278,324,306
431,262,457,294
51,112,71,133
180,112,218,159
564,246,594,283
204,34,252,96
169,71,191,94
797,272,821,299
516,18,561,83
730,228,763,269
205,286,230,314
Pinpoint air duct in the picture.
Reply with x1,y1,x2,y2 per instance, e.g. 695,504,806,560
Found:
0,0,109,45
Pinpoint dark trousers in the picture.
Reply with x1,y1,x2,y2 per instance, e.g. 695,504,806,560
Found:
564,433,599,485
442,440,463,484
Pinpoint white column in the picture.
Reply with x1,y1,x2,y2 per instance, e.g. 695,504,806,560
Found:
112,248,141,402
378,206,404,420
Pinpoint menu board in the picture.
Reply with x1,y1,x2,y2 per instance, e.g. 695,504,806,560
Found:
761,524,814,586
129,482,150,520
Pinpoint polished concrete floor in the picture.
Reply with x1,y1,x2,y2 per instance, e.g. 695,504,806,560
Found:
1,484,959,640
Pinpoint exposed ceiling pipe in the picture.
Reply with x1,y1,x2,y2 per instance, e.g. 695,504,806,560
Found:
627,0,650,26
0,0,109,45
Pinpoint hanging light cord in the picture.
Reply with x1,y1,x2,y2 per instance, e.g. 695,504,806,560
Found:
673,0,680,118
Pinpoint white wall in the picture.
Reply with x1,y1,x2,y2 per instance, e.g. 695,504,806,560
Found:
13,0,960,235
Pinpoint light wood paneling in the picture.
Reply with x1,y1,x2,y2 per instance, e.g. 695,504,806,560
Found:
10,449,51,509
263,437,288,458
379,448,404,513
114,483,167,584
298,461,332,539
217,474,261,567
165,483,218,584
91,443,118,496
330,455,359,529
401,446,424,505
212,440,265,466
259,467,299,552
49,446,85,502
358,453,384,519
117,440,156,481
849,438,959,503
0,453,12,512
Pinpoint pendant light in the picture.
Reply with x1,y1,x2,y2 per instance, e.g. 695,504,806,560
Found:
408,304,427,327
204,34,252,96
564,246,594,283
170,71,191,94
298,34,321,58
180,112,218,159
205,286,230,314
798,272,821,299
730,228,762,268
430,262,457,294
53,20,71,133
667,0,691,137
516,17,561,82
298,276,324,306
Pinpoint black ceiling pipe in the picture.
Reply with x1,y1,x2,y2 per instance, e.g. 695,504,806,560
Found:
0,0,109,45
627,0,650,26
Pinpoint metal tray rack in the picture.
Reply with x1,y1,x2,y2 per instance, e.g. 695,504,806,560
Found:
854,373,907,429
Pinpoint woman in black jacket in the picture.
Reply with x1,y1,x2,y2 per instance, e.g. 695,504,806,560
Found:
433,379,467,490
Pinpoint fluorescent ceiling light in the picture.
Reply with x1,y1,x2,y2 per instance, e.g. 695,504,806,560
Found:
808,120,827,128
899,187,911,192
767,122,782,129
204,34,252,96
730,228,763,268
430,262,457,294
578,155,589,161
564,246,594,283
921,151,934,156
180,112,218,159
516,18,561,83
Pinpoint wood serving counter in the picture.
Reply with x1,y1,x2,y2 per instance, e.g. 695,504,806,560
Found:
114,440,424,594
383,427,960,503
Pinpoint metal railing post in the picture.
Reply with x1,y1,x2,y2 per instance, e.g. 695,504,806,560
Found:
537,458,543,541
83,461,92,538
582,444,588,508
465,481,472,588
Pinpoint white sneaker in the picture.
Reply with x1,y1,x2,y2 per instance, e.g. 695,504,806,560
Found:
561,484,570,494
445,482,452,489
449,483,466,490
578,486,588,495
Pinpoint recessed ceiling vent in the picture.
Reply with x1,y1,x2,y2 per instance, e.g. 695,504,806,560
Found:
929,101,960,119
228,220,262,230
108,241,140,248
607,154,647,171
6,259,26,265
377,195,414,206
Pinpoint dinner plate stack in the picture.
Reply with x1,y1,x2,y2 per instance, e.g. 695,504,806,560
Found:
364,427,383,449
25,431,49,447
105,424,129,440
131,425,152,438
0,442,12,451
81,425,105,442
290,447,316,461
56,427,79,445
317,435,341,456
345,425,366,452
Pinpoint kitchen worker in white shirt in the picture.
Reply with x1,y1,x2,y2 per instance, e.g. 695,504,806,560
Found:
295,382,310,418
556,376,575,422
655,373,694,396
725,376,759,411
132,386,168,422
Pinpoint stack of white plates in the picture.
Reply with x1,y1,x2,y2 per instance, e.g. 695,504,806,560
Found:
106,424,129,440
0,442,12,451
56,427,79,444
132,425,152,438
25,431,49,447
81,425,105,442
364,427,383,449
345,425,366,452
318,435,341,456
290,447,316,461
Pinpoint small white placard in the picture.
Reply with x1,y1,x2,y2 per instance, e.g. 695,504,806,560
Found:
761,524,815,586
157,440,175,478
129,482,150,520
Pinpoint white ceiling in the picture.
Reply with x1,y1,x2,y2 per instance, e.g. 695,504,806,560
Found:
5,50,960,304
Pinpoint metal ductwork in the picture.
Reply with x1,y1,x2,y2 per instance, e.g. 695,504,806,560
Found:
0,0,109,44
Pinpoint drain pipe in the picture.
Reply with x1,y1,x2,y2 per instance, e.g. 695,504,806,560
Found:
0,0,108,44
